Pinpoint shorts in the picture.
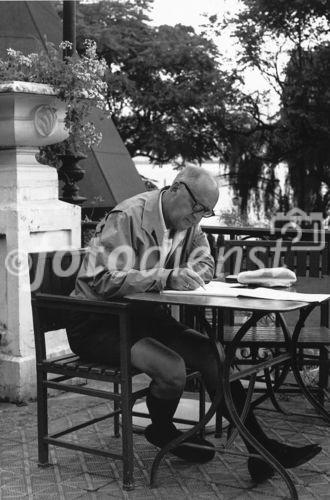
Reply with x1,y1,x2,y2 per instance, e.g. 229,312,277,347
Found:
66,302,189,365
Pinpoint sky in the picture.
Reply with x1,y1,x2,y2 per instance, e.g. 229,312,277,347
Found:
150,0,237,27
149,0,278,112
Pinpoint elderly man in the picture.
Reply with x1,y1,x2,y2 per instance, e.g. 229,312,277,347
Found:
67,166,321,482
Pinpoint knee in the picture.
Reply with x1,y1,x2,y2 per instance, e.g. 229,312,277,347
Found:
152,354,186,398
184,331,218,372
161,357,186,394
131,337,186,396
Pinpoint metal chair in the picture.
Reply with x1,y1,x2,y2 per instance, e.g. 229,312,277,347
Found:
218,240,330,407
29,249,205,490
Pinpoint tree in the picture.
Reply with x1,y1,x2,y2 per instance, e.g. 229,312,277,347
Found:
74,0,281,215
75,0,251,166
272,43,330,211
223,0,330,211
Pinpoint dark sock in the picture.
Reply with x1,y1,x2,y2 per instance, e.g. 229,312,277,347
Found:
145,389,215,463
248,457,274,483
217,380,321,480
223,380,267,452
229,382,321,452
248,442,322,483
146,390,180,427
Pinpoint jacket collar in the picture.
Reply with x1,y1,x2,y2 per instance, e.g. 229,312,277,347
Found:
141,188,168,244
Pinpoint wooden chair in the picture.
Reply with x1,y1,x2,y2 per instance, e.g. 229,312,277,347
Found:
218,240,330,405
29,249,205,490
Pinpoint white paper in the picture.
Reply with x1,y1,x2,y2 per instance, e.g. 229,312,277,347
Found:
238,287,330,303
161,281,330,303
162,281,241,297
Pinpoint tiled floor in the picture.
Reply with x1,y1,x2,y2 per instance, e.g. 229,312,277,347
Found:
0,378,329,499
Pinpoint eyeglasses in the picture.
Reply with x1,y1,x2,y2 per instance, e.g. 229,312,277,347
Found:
179,182,215,217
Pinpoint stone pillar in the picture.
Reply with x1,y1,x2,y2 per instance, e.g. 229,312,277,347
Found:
0,82,81,401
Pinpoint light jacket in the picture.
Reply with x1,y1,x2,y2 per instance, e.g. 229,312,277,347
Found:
73,189,215,300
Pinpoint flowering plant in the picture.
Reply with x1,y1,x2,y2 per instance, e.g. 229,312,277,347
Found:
0,40,109,166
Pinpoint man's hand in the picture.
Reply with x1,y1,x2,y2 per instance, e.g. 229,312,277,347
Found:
167,267,206,291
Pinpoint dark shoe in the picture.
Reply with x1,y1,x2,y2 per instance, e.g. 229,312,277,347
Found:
267,440,321,469
145,423,215,463
248,442,321,483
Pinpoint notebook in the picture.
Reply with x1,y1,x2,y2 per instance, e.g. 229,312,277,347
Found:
161,281,330,303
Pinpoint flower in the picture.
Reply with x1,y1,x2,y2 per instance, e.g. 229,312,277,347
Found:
0,40,110,167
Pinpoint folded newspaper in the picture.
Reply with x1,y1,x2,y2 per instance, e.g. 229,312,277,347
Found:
237,267,297,288
162,281,330,303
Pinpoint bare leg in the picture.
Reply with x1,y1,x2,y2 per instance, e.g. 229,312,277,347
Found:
130,336,215,462
131,337,186,399
145,328,322,480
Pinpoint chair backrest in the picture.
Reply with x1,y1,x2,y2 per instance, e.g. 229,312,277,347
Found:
284,242,328,277
29,249,86,332
217,239,329,327
217,240,328,278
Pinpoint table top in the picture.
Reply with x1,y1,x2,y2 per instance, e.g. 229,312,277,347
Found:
125,277,330,312
125,291,308,312
291,276,330,294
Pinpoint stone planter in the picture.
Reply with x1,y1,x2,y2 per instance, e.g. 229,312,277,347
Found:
0,81,68,147
0,80,81,401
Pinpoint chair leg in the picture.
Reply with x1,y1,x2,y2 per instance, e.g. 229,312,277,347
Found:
318,347,329,405
120,375,135,490
37,370,50,466
119,309,135,490
113,382,120,438
198,377,206,438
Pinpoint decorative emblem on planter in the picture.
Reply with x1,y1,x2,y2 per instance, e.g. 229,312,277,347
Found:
34,105,58,137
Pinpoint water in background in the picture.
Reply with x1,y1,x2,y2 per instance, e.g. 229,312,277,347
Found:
133,158,234,223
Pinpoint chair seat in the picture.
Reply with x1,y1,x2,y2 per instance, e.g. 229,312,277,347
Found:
42,353,143,381
43,352,201,380
223,325,330,347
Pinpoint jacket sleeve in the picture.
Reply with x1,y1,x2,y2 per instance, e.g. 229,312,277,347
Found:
179,225,215,283
84,211,172,299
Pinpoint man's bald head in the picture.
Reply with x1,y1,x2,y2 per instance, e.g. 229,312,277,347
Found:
162,166,219,230
173,166,219,207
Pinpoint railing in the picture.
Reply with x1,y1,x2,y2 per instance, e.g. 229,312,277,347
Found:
201,222,330,241
201,223,330,275
81,220,330,274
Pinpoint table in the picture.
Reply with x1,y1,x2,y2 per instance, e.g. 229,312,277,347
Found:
126,286,330,500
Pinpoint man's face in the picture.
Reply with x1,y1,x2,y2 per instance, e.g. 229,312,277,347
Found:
165,181,218,230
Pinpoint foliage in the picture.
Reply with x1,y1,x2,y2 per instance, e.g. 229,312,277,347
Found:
230,0,330,68
71,0,330,213
219,207,253,227
0,40,109,166
219,205,272,228
217,0,330,212
271,43,330,210
75,0,253,167
73,0,280,215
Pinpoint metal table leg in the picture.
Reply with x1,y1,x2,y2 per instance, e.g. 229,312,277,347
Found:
290,305,330,423
223,311,299,500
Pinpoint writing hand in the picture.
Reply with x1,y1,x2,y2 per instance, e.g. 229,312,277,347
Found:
167,267,206,291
